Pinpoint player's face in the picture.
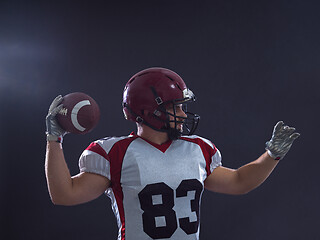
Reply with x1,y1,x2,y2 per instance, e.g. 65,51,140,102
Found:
166,103,187,131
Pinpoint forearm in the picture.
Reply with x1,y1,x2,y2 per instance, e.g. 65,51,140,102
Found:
236,151,278,194
45,141,74,205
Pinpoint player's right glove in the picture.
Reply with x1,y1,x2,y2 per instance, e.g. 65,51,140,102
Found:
265,121,300,160
45,95,67,143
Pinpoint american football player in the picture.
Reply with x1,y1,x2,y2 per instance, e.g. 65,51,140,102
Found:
45,67,300,240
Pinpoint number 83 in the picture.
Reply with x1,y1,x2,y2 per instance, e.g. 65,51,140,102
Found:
138,179,203,239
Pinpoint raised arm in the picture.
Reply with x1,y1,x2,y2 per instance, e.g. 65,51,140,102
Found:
205,121,300,195
45,96,110,206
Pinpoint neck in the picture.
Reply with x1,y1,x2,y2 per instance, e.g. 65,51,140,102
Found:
136,124,169,145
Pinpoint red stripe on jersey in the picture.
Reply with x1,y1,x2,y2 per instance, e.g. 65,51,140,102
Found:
108,135,138,240
86,142,110,161
180,137,217,176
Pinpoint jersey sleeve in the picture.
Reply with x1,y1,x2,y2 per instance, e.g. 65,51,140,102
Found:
78,141,111,180
210,148,222,172
196,136,222,174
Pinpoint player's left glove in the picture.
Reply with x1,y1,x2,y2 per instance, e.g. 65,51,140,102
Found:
265,121,300,160
45,95,68,143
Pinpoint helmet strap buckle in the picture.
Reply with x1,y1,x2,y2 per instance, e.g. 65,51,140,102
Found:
136,116,144,123
155,97,163,105
153,110,162,117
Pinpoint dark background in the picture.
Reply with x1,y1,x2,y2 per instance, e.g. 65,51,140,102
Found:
0,0,319,239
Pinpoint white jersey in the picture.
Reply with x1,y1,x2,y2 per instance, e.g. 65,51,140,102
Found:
79,133,222,240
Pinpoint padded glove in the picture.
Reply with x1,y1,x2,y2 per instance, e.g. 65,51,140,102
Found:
265,121,300,160
46,95,67,143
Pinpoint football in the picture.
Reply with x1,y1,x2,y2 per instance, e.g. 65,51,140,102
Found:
56,92,100,134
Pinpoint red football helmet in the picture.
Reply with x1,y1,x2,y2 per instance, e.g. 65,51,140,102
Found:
122,67,200,139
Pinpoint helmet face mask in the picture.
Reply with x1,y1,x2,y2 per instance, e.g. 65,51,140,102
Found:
155,101,200,139
122,67,200,139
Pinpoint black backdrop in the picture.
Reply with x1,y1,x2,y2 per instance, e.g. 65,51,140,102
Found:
1,0,319,239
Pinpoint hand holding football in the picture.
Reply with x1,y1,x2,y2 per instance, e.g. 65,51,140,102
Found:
56,92,100,134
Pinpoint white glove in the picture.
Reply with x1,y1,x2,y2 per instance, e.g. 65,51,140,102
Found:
45,95,67,143
265,121,300,160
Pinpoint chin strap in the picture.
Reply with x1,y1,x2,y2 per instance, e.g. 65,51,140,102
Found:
135,112,182,140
